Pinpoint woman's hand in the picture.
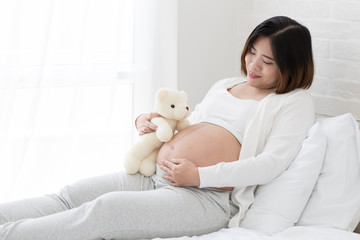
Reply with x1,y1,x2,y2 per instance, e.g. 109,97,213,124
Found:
160,158,200,187
135,112,162,136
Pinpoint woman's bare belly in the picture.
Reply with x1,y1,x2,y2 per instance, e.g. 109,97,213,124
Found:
157,122,241,190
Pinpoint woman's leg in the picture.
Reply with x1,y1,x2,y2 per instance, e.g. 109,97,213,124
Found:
0,186,235,240
0,172,154,224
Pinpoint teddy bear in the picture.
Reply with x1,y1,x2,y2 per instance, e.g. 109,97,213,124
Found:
123,88,190,177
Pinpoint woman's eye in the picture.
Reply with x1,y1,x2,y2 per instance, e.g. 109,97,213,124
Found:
263,60,272,65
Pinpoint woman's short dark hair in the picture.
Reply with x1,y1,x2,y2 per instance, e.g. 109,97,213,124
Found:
240,16,314,94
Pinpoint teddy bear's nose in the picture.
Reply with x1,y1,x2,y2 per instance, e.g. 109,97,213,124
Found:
186,106,189,111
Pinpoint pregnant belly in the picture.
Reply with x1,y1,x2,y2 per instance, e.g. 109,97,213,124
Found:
157,122,241,168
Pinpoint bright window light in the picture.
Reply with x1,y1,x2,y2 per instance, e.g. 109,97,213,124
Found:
0,0,135,202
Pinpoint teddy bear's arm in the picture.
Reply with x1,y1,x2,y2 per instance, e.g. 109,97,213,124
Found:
151,117,174,142
176,118,190,132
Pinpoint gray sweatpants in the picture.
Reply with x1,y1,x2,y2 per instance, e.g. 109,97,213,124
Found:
0,166,237,240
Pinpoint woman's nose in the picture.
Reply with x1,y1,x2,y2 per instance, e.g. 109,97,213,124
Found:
251,57,262,71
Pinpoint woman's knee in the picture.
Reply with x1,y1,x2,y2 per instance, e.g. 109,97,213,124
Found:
55,173,124,208
56,186,76,209
78,192,130,225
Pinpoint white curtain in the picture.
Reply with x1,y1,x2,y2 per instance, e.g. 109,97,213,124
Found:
0,0,177,202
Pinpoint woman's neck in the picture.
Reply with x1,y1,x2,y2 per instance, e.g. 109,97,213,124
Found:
228,82,275,101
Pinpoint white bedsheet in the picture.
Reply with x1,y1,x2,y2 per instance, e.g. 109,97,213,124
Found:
154,226,360,240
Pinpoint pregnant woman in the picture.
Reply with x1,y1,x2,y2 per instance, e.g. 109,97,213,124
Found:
0,16,315,240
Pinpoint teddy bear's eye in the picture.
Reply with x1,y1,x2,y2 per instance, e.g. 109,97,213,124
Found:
171,104,175,108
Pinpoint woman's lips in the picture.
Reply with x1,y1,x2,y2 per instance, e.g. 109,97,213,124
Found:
249,71,260,79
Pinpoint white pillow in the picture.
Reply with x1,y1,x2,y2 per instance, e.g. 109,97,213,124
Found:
239,122,327,235
297,113,360,231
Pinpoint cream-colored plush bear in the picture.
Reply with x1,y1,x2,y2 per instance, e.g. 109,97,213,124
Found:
124,88,190,177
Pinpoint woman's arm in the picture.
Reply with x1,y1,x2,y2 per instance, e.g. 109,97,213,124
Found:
135,112,162,136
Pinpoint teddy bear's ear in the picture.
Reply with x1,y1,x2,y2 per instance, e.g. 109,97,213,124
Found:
156,88,169,101
180,90,187,100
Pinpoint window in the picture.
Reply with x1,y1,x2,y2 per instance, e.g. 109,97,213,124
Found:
0,0,135,201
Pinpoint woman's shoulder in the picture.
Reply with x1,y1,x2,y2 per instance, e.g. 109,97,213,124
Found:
270,88,313,103
261,88,314,115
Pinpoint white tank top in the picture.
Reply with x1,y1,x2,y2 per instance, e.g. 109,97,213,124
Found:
202,88,258,144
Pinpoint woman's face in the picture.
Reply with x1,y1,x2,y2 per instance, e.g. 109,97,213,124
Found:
245,36,280,91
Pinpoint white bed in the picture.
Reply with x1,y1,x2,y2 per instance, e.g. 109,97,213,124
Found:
154,113,360,240
155,226,360,240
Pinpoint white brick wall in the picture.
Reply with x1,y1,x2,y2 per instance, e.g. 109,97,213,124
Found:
236,0,360,123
